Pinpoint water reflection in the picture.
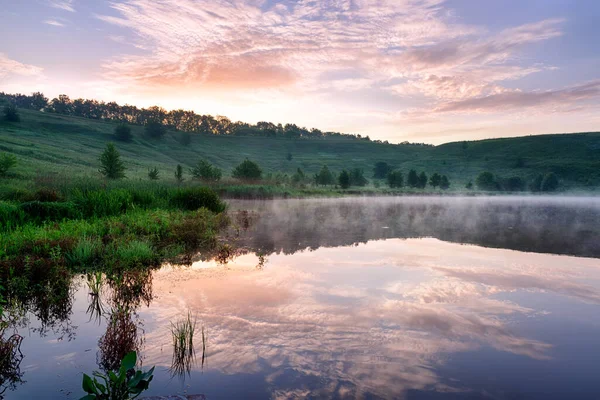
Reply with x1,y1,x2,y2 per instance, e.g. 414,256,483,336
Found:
3,197,600,399
229,197,600,258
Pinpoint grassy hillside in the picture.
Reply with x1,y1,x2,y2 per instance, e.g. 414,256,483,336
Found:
1,108,599,190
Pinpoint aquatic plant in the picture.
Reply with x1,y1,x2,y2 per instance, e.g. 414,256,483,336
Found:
81,351,154,400
169,311,198,377
86,272,105,325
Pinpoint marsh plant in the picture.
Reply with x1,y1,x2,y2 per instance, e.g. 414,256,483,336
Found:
98,307,144,373
81,351,154,400
170,312,203,377
86,272,105,325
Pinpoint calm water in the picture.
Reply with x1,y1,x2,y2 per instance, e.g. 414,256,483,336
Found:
4,197,600,399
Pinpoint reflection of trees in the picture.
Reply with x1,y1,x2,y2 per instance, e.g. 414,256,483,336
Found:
0,331,24,397
233,198,600,258
97,306,144,372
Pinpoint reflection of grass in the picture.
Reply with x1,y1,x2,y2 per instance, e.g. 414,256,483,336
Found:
86,272,105,324
0,332,24,396
170,312,200,377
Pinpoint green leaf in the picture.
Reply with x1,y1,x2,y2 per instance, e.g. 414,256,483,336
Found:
94,379,106,394
79,395,96,400
121,351,136,371
108,370,118,383
82,374,96,394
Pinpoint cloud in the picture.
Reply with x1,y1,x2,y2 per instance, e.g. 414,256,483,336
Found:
0,53,44,78
44,19,65,27
49,0,75,12
433,80,600,114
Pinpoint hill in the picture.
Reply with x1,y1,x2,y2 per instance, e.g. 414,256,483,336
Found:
1,108,599,190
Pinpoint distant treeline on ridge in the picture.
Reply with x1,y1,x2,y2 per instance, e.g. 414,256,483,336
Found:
0,91,432,146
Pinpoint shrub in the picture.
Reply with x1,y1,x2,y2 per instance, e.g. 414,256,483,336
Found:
387,170,404,188
429,173,442,188
315,165,334,186
148,167,159,180
145,120,166,139
503,176,525,191
114,124,132,142
349,168,368,187
191,159,222,182
67,237,100,267
529,174,543,192
19,201,79,224
170,187,226,213
3,103,20,122
0,153,17,176
98,143,126,180
338,170,350,189
440,175,450,190
476,171,498,191
291,168,305,185
465,181,474,190
418,172,428,189
175,164,184,184
232,159,262,182
541,172,559,192
373,162,392,179
407,169,419,188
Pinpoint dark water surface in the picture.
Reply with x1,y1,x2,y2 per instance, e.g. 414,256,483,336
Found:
4,196,600,399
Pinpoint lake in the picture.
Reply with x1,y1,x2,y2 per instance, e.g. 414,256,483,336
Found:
3,196,600,399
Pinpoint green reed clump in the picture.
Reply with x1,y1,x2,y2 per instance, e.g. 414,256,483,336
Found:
170,311,198,377
66,237,100,267
169,187,226,213
115,240,155,268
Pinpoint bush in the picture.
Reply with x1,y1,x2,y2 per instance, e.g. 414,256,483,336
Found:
98,143,126,180
175,164,184,184
315,165,334,186
170,187,226,213
476,171,498,191
541,172,559,192
232,159,262,182
191,159,222,182
0,153,17,176
407,169,419,188
418,172,428,189
19,201,80,224
148,167,159,180
145,120,166,139
440,175,450,190
503,176,525,191
338,170,350,189
114,124,133,142
429,173,442,188
529,174,543,192
373,162,392,179
387,170,404,188
349,168,368,187
3,103,20,122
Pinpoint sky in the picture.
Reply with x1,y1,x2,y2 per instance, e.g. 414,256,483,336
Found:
1,0,599,144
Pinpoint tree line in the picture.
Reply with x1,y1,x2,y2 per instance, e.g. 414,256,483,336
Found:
0,91,433,146
472,171,559,192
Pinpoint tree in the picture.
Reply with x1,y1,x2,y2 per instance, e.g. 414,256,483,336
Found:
98,143,126,179
440,175,450,190
3,103,20,122
232,159,262,181
429,173,442,188
175,164,184,184
339,170,350,189
349,168,368,187
292,168,305,185
315,165,335,186
0,153,17,176
191,159,222,182
418,171,428,189
541,172,559,192
114,124,132,142
529,174,543,192
476,171,497,191
373,162,392,179
466,181,474,190
144,120,166,139
407,169,419,188
387,170,404,188
30,92,49,111
148,167,159,180
503,176,525,191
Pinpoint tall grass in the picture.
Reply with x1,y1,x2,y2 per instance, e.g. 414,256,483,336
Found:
170,311,198,377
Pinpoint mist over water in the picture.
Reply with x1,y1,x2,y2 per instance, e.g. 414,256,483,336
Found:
230,196,600,258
